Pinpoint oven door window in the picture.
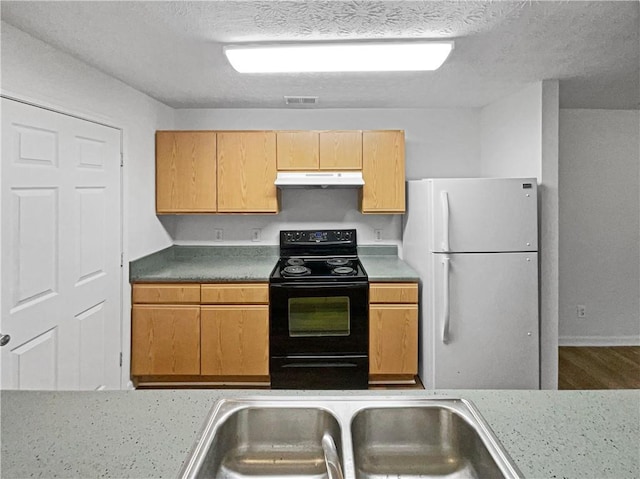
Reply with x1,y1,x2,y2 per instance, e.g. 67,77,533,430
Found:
288,297,350,337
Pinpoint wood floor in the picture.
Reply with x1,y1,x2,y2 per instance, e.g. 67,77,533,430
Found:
558,346,640,389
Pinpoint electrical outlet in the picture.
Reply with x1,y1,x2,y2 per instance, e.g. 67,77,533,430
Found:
374,229,382,241
214,229,223,241
576,305,586,319
251,228,261,242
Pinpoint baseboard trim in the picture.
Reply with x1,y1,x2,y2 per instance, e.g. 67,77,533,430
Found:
559,335,640,347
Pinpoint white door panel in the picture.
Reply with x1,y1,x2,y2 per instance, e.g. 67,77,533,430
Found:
1,98,121,390
428,178,538,253
430,252,539,389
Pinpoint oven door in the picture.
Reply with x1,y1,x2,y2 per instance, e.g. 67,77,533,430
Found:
270,282,368,356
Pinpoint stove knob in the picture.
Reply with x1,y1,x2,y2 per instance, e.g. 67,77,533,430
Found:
344,231,352,240
294,232,302,241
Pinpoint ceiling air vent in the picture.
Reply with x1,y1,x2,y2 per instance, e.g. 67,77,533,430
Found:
284,95,318,106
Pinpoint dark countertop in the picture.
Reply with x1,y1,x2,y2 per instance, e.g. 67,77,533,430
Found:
130,245,419,283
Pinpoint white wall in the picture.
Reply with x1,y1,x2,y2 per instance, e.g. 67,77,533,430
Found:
171,108,481,246
1,22,175,260
480,83,543,178
559,109,640,345
1,22,175,388
479,81,560,389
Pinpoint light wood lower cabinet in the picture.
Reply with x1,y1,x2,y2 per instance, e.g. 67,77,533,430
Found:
369,304,418,376
369,282,418,383
131,305,201,375
201,305,269,376
131,282,270,386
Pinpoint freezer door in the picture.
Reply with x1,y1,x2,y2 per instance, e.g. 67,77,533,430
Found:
429,252,539,389
428,178,538,253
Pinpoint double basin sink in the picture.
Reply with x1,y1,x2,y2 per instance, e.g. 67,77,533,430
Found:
179,396,522,479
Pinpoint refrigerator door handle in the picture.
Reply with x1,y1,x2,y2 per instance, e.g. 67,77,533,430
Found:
441,191,450,252
442,256,451,344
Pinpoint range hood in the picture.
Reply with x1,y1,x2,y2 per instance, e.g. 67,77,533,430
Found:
275,171,365,188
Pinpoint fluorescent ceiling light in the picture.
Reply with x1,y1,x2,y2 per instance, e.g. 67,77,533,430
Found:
224,41,454,73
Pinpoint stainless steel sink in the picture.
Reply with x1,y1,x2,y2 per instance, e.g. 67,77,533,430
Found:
351,406,507,478
179,397,522,479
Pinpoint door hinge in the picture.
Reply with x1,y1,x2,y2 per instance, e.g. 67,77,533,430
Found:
120,152,124,167
120,252,124,267
119,352,123,367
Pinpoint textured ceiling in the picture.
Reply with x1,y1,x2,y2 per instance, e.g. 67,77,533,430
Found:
1,1,638,109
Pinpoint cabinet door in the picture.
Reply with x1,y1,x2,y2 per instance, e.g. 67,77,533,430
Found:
369,304,418,375
131,305,200,375
156,131,216,213
276,131,319,170
217,131,278,213
319,130,362,170
361,130,405,213
201,305,269,376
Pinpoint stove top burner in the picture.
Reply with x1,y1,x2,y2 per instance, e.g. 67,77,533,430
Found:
327,258,351,266
282,265,311,276
332,266,356,275
271,229,367,283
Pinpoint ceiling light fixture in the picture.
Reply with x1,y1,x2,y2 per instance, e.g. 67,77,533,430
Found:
223,41,454,73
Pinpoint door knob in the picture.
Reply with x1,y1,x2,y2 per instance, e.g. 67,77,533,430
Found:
0,334,10,347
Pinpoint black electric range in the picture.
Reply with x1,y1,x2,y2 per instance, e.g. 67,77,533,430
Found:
269,229,369,389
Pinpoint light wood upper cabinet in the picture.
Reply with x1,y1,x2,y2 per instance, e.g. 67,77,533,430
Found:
319,130,362,170
369,304,418,376
276,130,361,171
361,130,406,213
201,305,269,376
217,131,279,213
131,305,200,375
156,131,217,214
276,131,319,170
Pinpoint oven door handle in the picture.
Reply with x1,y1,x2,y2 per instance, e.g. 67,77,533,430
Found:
282,362,360,368
270,283,366,290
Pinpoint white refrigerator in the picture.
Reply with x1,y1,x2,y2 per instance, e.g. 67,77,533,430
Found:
402,178,539,389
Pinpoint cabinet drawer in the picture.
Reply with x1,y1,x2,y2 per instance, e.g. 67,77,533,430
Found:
369,283,418,304
132,284,201,304
201,283,269,304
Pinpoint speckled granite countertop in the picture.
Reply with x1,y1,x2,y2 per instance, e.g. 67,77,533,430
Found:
129,245,419,283
359,246,420,282
130,246,280,282
1,389,638,479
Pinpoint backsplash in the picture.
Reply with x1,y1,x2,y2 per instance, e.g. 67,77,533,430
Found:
161,188,402,247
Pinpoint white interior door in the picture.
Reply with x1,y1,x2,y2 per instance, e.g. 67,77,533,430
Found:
428,178,538,253
431,252,539,389
1,98,122,390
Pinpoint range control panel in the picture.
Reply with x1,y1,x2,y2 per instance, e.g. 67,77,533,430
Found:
281,229,355,244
